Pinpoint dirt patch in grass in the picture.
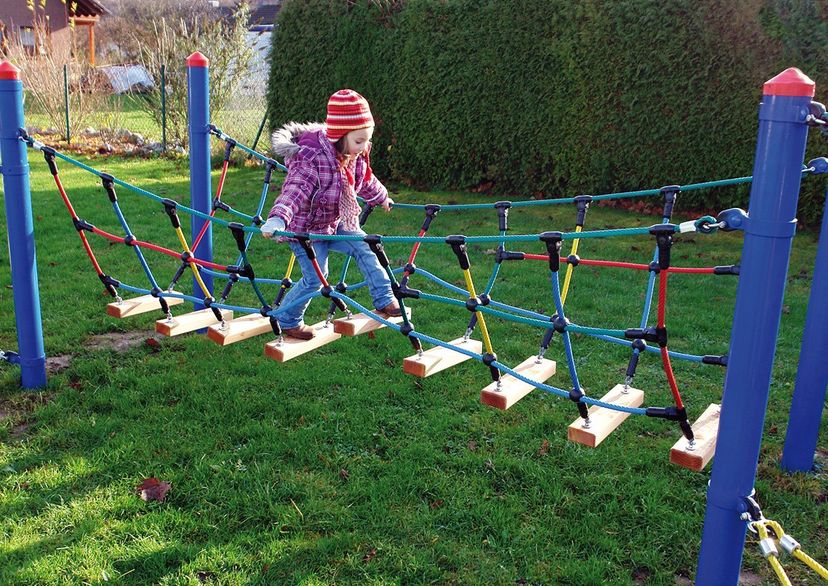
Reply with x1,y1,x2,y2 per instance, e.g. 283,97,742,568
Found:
0,391,54,439
85,331,165,353
46,354,72,374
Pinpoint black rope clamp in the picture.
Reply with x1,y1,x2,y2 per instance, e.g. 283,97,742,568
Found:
295,235,316,260
422,204,441,231
359,204,375,227
223,138,237,162
494,201,511,232
123,234,137,247
212,197,230,213
567,254,580,267
98,273,120,297
660,185,680,220
150,287,170,315
162,199,180,229
702,354,728,366
42,149,58,176
320,285,348,312
228,222,247,252
539,231,563,272
495,248,524,262
364,234,389,267
72,218,94,232
482,352,500,383
714,265,740,276
649,224,674,270
569,387,589,420
573,195,592,228
392,282,421,300
551,313,570,333
228,263,255,280
180,251,192,263
220,279,235,302
101,174,117,203
625,326,667,347
446,235,470,270
263,161,276,185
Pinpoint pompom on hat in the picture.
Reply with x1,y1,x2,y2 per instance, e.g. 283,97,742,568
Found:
325,89,374,142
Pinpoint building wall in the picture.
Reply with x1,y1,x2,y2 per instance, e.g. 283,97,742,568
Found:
2,3,70,35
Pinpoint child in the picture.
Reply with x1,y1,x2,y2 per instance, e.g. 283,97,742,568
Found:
261,89,401,339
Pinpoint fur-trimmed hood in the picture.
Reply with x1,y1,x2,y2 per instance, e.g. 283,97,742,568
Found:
270,122,327,161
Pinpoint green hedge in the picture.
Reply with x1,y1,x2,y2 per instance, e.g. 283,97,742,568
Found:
267,0,827,225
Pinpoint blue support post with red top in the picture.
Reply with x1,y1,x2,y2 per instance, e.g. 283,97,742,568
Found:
781,184,828,473
0,61,47,389
696,68,816,584
186,52,213,308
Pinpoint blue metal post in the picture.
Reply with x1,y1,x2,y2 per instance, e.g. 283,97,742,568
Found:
186,52,213,307
0,61,47,388
781,183,828,473
696,69,815,584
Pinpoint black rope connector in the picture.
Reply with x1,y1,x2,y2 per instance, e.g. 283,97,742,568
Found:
335,282,348,294
43,150,58,176
625,327,667,347
714,265,740,276
212,197,230,213
404,263,417,275
465,296,481,312
552,313,570,333
478,293,490,306
252,215,263,226
702,354,728,366
150,286,162,298
98,273,120,297
180,251,192,263
495,248,524,262
391,282,421,300
72,218,94,232
446,235,470,270
263,162,275,185
123,234,137,246
660,185,680,220
220,279,235,302
237,264,255,280
359,204,375,227
573,195,592,227
202,296,213,308
162,199,180,228
269,316,282,337
320,285,333,299
648,260,661,273
494,201,511,232
568,387,589,420
281,277,293,289
646,406,695,440
631,338,647,351
482,352,500,383
421,204,441,231
223,138,237,162
400,322,414,337
228,222,247,252
649,224,674,270
101,174,117,202
567,254,580,267
364,234,389,268
295,235,315,260
258,303,272,317
539,231,563,272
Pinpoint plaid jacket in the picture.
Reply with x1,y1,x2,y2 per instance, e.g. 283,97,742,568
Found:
267,124,388,238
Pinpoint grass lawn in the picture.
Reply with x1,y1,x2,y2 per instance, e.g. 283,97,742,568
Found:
0,152,826,585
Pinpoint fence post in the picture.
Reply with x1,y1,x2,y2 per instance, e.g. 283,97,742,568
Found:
780,183,828,473
161,64,167,152
63,63,70,145
250,109,268,157
186,52,212,308
695,68,815,584
0,61,47,388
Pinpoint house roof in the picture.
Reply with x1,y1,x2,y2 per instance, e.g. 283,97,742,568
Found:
249,4,280,26
74,0,109,18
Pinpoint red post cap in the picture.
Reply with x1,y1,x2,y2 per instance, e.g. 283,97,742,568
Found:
0,61,21,81
763,67,815,97
186,52,210,68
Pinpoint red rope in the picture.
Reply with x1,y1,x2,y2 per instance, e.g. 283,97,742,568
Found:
523,254,716,273
52,174,105,275
405,229,427,272
657,269,684,409
192,160,230,250
89,226,227,271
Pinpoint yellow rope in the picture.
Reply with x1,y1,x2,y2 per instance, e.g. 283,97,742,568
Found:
173,226,213,300
753,521,792,586
793,549,828,580
560,225,582,306
284,253,296,282
462,268,494,354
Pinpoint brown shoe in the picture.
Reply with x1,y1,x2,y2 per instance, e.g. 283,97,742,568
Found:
378,301,402,317
284,324,315,340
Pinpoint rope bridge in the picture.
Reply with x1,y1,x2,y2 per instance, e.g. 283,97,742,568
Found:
17,125,826,471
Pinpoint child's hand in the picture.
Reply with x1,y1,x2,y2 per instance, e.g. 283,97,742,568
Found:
261,216,286,238
381,197,394,212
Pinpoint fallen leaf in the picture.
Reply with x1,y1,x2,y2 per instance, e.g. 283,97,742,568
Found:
145,338,162,352
136,477,171,502
539,439,549,456
362,548,377,563
339,469,350,481
429,499,444,509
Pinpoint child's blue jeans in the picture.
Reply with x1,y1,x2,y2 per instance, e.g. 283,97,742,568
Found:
276,226,394,329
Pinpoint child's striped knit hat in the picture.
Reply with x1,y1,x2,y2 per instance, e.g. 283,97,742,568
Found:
326,89,374,142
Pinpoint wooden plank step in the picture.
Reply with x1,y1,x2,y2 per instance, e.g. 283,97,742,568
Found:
567,384,645,448
332,308,411,337
264,320,341,362
403,337,483,378
670,403,721,471
480,356,556,410
107,292,183,318
207,313,272,346
156,308,232,337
